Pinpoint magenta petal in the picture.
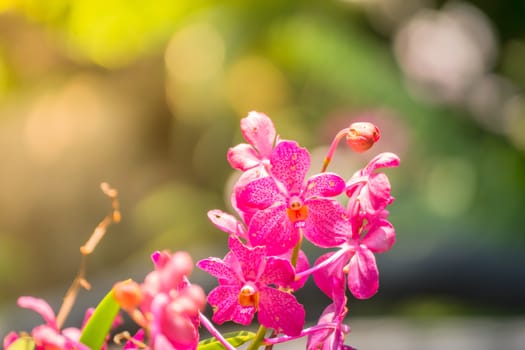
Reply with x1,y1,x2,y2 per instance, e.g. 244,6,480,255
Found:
248,205,299,255
240,111,276,157
304,173,346,198
360,173,393,215
17,296,57,329
258,287,305,336
258,256,295,288
362,219,395,253
347,247,379,299
270,140,310,193
196,257,237,283
236,176,283,210
312,252,348,298
227,143,261,171
207,210,247,239
303,199,349,248
278,249,310,290
207,285,255,325
228,236,266,281
363,152,400,174
3,332,19,349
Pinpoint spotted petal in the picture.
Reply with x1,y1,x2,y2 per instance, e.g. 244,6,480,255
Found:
228,236,266,281
258,256,295,288
270,140,310,194
207,285,255,326
362,219,395,253
236,176,283,211
247,205,299,255
197,257,238,284
304,173,345,198
258,287,305,336
303,198,349,248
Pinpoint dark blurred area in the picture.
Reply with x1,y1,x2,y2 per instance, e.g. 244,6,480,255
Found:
0,0,524,347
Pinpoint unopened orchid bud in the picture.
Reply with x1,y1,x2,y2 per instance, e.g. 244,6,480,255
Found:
181,284,207,312
346,122,380,153
113,280,143,311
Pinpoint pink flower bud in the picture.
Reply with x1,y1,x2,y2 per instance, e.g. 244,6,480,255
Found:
346,122,380,153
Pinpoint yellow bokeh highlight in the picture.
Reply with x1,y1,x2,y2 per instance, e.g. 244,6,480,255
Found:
224,55,290,117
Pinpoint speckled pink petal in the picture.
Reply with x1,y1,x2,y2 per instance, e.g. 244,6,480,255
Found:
270,140,310,193
236,176,283,211
303,198,349,248
304,173,346,198
228,236,266,281
248,205,299,255
362,219,395,253
197,257,237,283
207,210,247,239
347,247,379,299
227,143,261,171
312,251,348,298
207,285,255,325
240,111,276,157
258,287,305,336
278,249,310,290
17,296,57,329
258,256,295,288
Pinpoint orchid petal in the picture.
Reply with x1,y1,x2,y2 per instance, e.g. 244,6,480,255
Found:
363,152,400,175
258,256,295,288
197,257,238,283
207,210,247,239
228,236,266,281
347,247,379,299
304,173,345,198
236,176,282,211
207,285,255,326
227,143,261,171
362,219,396,253
248,205,299,255
258,287,305,336
270,141,310,194
303,198,349,248
17,296,57,329
240,111,276,157
312,252,348,298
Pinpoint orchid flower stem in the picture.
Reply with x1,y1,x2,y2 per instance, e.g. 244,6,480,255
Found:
295,245,351,280
322,128,349,172
199,313,237,350
247,325,268,350
291,229,304,268
264,323,340,345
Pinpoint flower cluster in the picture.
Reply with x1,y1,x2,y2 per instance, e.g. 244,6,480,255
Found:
199,111,399,349
3,111,398,350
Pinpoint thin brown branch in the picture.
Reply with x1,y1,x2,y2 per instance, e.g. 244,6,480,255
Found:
55,182,120,329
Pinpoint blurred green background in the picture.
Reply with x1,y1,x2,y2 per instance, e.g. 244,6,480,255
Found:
0,0,524,346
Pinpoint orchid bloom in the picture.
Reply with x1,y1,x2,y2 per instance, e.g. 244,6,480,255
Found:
235,140,347,254
4,296,90,350
307,278,355,350
139,251,207,350
197,236,305,336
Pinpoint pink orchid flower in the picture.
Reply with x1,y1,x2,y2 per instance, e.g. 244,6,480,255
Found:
227,111,276,173
312,214,396,300
307,278,355,350
140,251,207,350
4,296,90,350
197,236,305,336
345,152,400,221
235,140,347,254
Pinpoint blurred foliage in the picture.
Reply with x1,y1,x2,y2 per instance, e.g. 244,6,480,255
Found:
0,0,524,328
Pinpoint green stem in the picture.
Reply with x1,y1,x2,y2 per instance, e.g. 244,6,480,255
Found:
247,325,267,350
290,228,303,268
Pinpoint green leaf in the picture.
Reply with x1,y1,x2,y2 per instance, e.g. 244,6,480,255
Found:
6,337,35,350
79,289,121,350
198,331,256,350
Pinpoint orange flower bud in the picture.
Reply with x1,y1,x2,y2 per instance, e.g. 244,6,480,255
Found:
346,122,381,153
113,279,143,311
